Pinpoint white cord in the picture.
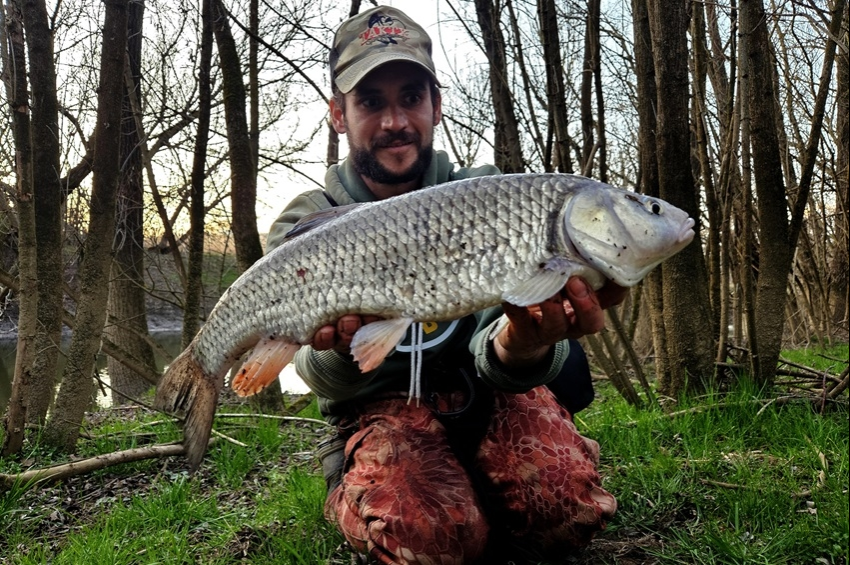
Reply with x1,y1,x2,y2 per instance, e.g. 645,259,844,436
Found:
407,322,424,406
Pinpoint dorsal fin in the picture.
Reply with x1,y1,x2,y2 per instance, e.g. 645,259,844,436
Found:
283,203,362,242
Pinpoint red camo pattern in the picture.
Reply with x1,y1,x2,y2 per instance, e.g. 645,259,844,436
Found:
325,387,616,564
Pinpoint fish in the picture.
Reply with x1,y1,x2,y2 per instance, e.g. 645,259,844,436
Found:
154,173,695,470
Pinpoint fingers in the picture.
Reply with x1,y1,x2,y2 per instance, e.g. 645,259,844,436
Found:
312,325,338,350
563,277,605,336
311,315,382,352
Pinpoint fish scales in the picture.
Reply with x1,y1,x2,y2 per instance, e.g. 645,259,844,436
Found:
155,172,695,470
195,174,564,375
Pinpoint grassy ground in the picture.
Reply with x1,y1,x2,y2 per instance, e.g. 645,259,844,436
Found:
0,344,847,565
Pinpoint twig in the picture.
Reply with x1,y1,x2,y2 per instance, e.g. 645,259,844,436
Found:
755,397,777,416
664,396,796,418
0,443,188,490
827,366,849,400
700,478,745,490
88,371,251,448
699,478,812,499
214,413,332,427
210,428,248,447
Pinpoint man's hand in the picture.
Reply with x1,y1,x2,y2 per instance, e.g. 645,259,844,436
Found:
312,314,383,352
494,277,628,368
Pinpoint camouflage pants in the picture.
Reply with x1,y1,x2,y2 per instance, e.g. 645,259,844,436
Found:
324,386,617,564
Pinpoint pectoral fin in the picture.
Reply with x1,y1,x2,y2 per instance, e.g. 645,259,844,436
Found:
231,337,300,397
502,258,575,306
350,317,414,372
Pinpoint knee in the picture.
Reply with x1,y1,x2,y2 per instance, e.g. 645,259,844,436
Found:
344,497,489,565
367,507,488,565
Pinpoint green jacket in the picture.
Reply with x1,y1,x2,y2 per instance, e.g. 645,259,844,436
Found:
265,151,570,422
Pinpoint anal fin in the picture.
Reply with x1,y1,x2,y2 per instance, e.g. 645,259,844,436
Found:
231,338,300,397
350,317,413,372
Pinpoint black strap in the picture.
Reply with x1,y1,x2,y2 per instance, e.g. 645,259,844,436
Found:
323,190,340,207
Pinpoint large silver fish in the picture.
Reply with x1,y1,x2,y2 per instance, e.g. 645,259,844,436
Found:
155,173,695,469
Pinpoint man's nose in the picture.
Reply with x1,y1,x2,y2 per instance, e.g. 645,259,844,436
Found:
380,104,409,130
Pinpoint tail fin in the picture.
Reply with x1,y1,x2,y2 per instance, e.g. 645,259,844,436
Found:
154,344,222,472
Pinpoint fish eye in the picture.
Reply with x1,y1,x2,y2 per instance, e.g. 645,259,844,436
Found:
645,199,663,215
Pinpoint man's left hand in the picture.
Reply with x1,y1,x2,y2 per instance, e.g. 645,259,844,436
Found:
494,277,627,368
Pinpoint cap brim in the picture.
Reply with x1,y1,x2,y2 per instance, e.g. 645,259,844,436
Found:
335,52,439,93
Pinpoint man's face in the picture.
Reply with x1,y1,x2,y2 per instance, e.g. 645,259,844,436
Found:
331,62,442,190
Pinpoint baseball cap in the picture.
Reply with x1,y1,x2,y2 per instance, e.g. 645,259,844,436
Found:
329,6,440,94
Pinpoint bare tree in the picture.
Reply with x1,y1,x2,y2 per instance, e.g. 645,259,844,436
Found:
834,1,849,328
23,0,64,426
183,0,214,347
645,0,715,395
1,0,35,456
740,0,845,384
580,0,604,179
212,0,284,411
212,0,264,274
536,0,574,173
630,0,671,390
44,0,129,450
105,0,157,404
473,0,524,173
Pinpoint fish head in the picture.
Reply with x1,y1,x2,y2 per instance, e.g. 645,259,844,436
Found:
563,186,695,287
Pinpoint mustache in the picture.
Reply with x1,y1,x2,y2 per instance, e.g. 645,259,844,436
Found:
371,131,421,149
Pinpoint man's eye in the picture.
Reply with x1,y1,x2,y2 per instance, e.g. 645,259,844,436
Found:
404,94,423,106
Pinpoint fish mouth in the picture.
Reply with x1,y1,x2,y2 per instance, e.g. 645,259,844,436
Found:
678,218,696,245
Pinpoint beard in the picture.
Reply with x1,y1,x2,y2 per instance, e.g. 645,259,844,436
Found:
350,130,433,185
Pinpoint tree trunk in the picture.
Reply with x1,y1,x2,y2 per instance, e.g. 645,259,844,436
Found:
474,0,524,173
212,0,264,273
580,0,599,175
631,0,672,391
647,0,715,395
505,0,546,166
106,0,156,405
737,21,759,371
740,0,792,386
834,2,849,327
212,0,281,411
22,0,64,426
691,2,721,340
536,0,573,173
1,0,36,456
44,0,129,451
182,0,213,348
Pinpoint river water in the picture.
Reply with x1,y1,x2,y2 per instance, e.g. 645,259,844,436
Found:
0,333,310,415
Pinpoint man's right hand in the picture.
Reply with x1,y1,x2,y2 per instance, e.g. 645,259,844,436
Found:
312,314,383,352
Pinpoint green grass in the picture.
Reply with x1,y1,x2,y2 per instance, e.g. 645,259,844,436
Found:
579,351,848,564
1,345,847,564
781,342,848,374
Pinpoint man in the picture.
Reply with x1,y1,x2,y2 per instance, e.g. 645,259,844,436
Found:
266,6,624,564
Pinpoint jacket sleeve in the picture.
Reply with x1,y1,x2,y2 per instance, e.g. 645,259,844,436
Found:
469,306,570,393
265,189,333,252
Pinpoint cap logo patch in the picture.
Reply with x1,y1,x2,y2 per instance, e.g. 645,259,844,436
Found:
359,13,410,46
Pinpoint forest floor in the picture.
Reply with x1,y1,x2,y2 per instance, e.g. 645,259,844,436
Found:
1,349,848,564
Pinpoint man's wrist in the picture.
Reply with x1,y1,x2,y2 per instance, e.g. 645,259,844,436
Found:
493,332,550,368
